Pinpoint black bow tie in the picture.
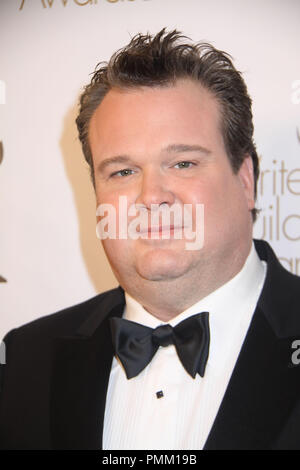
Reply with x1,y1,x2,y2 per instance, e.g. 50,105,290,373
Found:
109,312,210,379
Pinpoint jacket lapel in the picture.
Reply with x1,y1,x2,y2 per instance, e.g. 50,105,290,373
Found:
204,305,299,449
204,240,300,449
50,288,125,450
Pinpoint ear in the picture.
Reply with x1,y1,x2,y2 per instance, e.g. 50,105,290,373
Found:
238,155,255,211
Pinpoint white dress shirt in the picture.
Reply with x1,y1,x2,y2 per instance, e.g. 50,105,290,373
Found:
103,244,267,450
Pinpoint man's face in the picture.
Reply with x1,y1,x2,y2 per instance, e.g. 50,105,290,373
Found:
89,79,254,301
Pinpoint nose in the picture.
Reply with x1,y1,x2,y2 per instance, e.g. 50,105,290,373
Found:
136,168,175,209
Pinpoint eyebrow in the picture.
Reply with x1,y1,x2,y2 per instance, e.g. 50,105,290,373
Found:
163,143,211,155
96,143,211,174
97,156,133,174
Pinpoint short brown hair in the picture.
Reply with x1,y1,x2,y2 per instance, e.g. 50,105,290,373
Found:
76,28,259,220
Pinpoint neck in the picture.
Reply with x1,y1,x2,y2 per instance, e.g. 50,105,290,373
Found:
121,241,253,322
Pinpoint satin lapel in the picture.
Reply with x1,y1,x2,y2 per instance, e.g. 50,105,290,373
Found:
204,306,299,450
50,296,124,450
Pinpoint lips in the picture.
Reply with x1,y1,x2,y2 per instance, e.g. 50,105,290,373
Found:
150,225,180,233
138,225,186,236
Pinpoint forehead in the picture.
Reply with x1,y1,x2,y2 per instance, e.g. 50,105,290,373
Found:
88,79,224,158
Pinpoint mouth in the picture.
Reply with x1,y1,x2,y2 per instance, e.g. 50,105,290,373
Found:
138,225,186,237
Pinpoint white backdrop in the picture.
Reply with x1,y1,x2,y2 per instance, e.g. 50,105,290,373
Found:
1,0,300,340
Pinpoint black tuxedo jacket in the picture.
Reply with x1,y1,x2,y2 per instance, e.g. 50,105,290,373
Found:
0,239,300,450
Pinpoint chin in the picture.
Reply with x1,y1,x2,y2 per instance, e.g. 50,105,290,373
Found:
135,249,189,281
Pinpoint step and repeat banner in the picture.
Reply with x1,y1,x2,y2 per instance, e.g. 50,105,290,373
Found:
1,0,299,339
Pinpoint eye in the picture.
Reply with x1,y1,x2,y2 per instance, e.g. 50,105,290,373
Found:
110,168,134,178
174,161,195,169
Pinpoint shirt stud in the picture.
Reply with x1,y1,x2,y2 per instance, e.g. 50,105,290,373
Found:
156,390,164,399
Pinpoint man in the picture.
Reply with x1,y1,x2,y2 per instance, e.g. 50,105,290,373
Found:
0,29,300,450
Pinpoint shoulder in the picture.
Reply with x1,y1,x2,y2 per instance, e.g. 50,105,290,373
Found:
0,286,124,397
254,239,300,336
2,287,124,346
255,238,300,289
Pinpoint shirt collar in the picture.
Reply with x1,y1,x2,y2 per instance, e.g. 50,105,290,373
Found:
123,242,267,375
124,242,265,328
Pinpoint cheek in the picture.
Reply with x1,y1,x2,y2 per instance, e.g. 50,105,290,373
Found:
188,180,225,216
95,184,138,209
191,176,243,229
204,181,250,239
101,238,133,272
